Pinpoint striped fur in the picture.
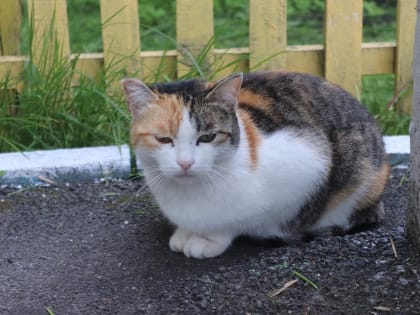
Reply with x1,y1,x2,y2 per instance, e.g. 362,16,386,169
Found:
122,71,389,259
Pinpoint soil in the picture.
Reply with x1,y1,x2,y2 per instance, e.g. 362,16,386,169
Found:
0,168,419,315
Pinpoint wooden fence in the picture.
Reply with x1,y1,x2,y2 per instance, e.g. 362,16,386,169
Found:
0,0,417,112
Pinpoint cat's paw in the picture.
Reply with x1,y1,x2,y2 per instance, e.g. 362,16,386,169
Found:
169,229,232,258
183,234,232,259
169,228,192,253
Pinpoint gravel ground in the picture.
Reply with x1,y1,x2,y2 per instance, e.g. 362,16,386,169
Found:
0,168,419,315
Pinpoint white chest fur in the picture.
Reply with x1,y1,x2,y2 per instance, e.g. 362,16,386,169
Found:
142,118,331,239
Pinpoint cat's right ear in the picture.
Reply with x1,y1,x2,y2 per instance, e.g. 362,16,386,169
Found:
205,73,243,111
121,78,159,118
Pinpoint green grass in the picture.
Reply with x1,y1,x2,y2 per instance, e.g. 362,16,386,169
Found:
362,74,411,134
0,57,129,151
0,0,409,153
1,10,130,152
292,270,319,289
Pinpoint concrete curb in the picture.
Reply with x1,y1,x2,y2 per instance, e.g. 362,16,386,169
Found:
0,145,131,186
0,136,410,186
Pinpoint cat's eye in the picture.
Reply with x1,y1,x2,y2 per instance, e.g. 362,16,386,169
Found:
155,136,173,144
197,133,217,144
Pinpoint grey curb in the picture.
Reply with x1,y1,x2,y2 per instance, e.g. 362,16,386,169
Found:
0,136,410,186
0,145,131,186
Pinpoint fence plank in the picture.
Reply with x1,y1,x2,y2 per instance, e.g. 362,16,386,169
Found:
28,0,70,65
396,0,416,113
249,0,287,71
212,48,249,79
287,45,323,76
100,0,141,83
325,0,363,97
0,42,399,89
0,0,22,56
362,42,395,75
176,0,214,78
0,0,22,114
141,51,177,82
0,41,400,88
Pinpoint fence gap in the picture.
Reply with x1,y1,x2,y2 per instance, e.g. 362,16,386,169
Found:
176,0,214,79
249,0,287,71
324,0,363,98
395,0,416,113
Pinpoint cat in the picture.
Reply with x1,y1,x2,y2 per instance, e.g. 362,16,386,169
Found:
122,71,390,259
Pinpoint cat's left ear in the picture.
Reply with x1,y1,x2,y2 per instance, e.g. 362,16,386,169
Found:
121,78,159,118
205,73,243,110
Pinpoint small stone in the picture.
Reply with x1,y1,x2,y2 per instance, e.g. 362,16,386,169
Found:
396,265,405,274
398,277,409,286
373,271,385,280
199,298,208,309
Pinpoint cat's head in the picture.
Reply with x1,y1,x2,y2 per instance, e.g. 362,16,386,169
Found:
122,73,243,182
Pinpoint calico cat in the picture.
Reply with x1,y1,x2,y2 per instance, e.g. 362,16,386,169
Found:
122,71,389,259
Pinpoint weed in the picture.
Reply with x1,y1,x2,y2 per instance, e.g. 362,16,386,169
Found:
399,174,409,187
292,270,318,289
362,74,411,135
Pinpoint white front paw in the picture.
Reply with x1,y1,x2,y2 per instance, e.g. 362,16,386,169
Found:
168,229,232,259
169,228,191,252
183,235,231,259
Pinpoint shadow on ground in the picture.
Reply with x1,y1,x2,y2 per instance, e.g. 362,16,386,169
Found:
0,169,419,314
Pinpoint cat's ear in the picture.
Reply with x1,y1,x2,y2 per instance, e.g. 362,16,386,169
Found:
205,73,243,110
121,78,159,118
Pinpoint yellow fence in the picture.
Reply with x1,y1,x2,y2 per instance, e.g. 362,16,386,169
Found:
0,0,417,112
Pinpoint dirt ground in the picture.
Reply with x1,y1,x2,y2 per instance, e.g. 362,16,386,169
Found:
0,168,419,315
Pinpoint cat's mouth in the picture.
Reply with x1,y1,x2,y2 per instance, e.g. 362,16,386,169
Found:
173,171,200,181
175,173,195,178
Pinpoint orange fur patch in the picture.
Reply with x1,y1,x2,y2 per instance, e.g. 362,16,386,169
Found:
239,89,272,113
238,110,261,170
325,159,390,213
357,161,390,209
130,94,184,149
325,182,360,213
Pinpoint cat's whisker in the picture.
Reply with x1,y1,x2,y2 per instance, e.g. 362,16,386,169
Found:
212,165,237,179
202,174,217,196
146,172,169,191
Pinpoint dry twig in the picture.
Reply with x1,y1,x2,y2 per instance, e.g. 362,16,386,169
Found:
268,278,298,297
390,236,398,258
38,176,58,186
373,305,391,312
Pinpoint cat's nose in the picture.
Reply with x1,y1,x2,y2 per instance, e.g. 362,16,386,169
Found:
177,159,194,171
